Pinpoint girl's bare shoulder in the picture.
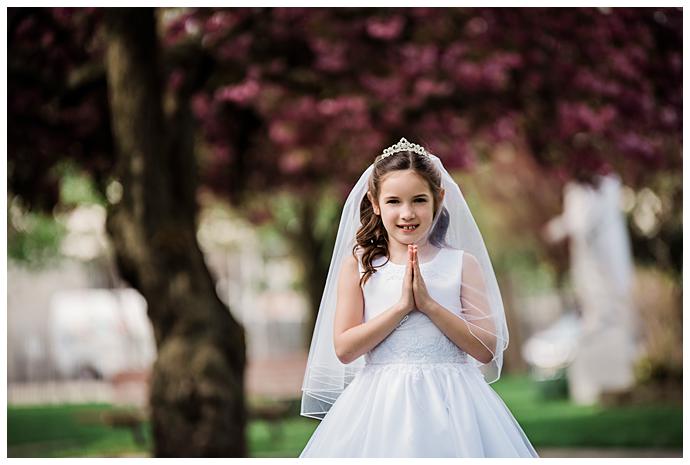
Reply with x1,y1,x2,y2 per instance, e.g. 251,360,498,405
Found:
340,253,360,279
462,251,481,269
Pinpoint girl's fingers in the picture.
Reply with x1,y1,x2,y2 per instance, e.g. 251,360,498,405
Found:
413,248,421,274
405,246,413,282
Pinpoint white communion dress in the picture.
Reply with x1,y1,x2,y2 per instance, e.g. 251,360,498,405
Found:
300,247,539,458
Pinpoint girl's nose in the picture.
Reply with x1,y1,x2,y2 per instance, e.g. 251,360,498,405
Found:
401,205,415,220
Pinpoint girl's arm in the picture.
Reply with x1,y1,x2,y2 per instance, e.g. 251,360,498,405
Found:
423,252,497,364
333,255,409,364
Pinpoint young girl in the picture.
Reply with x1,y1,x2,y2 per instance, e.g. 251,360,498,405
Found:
300,138,538,458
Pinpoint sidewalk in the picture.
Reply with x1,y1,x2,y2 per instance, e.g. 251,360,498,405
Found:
245,351,308,400
8,354,309,406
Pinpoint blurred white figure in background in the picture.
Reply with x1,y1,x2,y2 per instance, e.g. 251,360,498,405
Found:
521,311,581,382
544,173,640,405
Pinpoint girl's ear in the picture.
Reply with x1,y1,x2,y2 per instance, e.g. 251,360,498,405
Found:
434,188,446,215
367,191,380,215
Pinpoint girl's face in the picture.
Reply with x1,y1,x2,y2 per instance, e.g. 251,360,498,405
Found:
368,169,443,246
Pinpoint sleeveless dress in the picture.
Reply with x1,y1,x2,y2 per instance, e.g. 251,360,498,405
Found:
299,247,539,458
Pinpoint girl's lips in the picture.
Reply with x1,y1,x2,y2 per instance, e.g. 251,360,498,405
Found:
397,224,419,233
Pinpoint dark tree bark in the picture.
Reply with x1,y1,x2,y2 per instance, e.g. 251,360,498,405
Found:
278,194,339,344
103,8,246,457
294,198,330,343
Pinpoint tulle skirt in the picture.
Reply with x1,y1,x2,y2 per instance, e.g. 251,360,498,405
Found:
300,362,539,458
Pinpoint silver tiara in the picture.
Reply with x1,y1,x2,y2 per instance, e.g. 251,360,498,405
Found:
377,137,433,163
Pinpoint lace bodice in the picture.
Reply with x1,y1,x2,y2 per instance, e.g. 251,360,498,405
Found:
358,248,471,366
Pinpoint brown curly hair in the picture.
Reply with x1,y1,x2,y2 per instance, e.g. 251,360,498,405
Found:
353,150,449,287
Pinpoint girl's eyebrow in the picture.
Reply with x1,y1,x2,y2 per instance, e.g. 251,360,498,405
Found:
383,193,430,200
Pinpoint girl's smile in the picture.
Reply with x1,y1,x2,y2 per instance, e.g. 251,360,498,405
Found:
398,224,420,233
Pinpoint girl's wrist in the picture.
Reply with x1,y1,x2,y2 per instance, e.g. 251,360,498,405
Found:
419,298,439,316
394,302,412,317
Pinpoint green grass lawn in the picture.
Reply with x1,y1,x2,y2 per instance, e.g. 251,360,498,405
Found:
7,403,150,457
7,375,682,457
491,376,682,449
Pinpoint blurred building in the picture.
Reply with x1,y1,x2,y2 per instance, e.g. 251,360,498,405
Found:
8,203,310,406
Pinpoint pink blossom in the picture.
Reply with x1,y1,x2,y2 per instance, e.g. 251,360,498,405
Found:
212,145,231,163
167,69,185,92
442,43,469,67
191,93,211,119
41,31,54,47
494,116,517,141
401,44,438,75
15,17,36,39
215,80,260,105
610,52,638,80
616,132,655,160
381,107,403,127
205,10,237,35
414,78,452,99
311,38,347,73
317,96,366,117
269,121,297,145
279,149,308,174
466,16,488,36
453,62,482,89
366,15,404,40
483,61,508,90
360,74,405,100
202,11,240,47
660,106,678,127
216,34,252,62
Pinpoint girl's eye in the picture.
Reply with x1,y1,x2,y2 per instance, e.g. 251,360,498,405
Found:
385,199,427,204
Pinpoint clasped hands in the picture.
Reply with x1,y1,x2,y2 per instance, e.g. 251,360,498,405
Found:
399,244,436,315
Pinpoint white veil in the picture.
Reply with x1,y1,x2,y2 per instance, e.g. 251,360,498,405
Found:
300,139,509,420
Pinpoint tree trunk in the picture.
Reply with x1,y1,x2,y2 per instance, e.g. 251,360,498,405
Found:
103,8,246,457
284,195,337,345
497,273,528,374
